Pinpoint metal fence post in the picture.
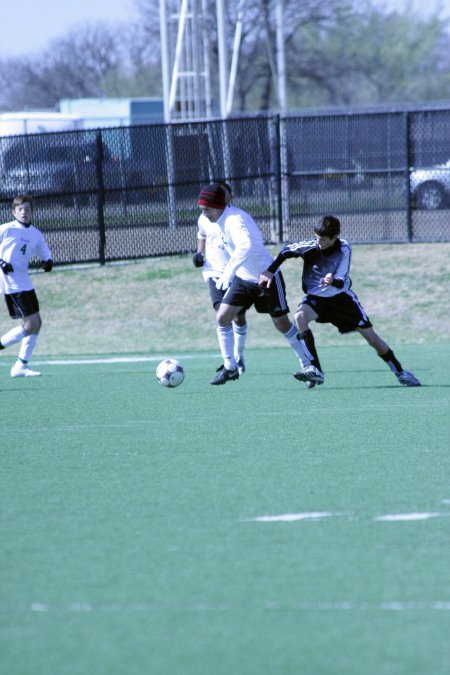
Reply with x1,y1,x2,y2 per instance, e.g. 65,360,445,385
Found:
272,113,283,243
404,111,413,242
95,130,106,264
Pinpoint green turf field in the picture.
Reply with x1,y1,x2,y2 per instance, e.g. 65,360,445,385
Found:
1,343,449,675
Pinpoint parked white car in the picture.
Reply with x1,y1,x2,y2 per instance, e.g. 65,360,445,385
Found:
410,160,450,209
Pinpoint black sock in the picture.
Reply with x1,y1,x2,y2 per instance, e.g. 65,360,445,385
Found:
379,348,403,375
298,329,322,372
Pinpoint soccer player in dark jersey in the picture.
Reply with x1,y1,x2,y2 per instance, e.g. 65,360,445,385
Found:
258,215,421,388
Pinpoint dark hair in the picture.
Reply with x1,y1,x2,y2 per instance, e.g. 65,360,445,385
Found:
12,194,34,210
216,180,232,204
314,215,340,238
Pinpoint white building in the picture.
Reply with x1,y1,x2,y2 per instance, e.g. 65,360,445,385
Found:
0,111,82,136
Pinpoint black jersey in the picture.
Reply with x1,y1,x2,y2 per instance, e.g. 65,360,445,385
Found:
268,238,352,297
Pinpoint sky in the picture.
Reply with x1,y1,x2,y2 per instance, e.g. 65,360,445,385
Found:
0,0,136,58
0,0,448,58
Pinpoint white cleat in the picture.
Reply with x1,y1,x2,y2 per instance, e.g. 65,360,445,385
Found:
10,364,42,378
294,365,325,385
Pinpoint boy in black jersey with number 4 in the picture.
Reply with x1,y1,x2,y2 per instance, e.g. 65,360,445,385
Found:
258,215,420,388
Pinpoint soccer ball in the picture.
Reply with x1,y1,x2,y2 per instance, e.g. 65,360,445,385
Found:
156,358,185,388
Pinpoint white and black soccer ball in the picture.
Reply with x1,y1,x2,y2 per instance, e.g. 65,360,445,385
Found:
156,358,185,388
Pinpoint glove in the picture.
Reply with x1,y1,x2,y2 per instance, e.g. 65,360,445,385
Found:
215,274,232,291
41,259,53,273
192,252,204,268
0,259,13,274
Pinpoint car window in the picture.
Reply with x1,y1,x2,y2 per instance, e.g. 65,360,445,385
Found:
2,140,108,171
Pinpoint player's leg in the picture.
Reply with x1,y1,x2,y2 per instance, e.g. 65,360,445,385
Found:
211,302,243,384
256,271,315,373
233,309,247,374
356,326,421,386
11,311,42,377
209,281,228,372
292,303,324,381
0,293,42,377
270,312,307,362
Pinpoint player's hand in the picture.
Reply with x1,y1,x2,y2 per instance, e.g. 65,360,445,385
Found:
0,259,13,274
258,270,273,288
320,272,333,286
192,252,204,268
215,274,231,291
41,259,53,273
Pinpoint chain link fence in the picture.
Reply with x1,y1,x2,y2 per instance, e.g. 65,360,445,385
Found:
0,108,449,266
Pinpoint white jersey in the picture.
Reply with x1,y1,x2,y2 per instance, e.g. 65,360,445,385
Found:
197,212,230,280
0,220,51,294
216,205,273,283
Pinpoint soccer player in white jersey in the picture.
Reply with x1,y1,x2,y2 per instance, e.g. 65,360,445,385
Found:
0,195,53,377
193,182,248,374
197,183,310,385
258,214,421,387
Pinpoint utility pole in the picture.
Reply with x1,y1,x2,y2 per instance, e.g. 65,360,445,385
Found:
276,0,286,111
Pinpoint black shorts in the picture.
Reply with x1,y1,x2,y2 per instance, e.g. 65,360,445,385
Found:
222,272,289,317
207,278,246,315
4,289,40,320
301,290,372,334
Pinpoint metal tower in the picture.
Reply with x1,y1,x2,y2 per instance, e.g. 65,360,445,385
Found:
159,0,286,121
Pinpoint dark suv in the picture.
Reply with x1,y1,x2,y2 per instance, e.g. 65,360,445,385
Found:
0,136,150,204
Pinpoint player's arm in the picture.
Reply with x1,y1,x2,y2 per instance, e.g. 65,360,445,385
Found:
258,244,301,287
41,259,53,272
330,243,351,288
319,272,343,288
192,238,206,267
192,227,206,267
215,221,251,289
37,234,52,272
0,258,14,274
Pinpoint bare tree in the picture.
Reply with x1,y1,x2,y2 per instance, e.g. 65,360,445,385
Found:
0,20,159,110
0,0,449,113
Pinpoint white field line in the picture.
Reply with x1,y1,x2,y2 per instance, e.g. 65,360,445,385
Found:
1,600,450,614
374,512,444,521
243,511,450,523
244,512,335,522
30,353,218,366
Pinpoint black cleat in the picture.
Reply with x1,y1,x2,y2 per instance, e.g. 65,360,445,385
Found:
210,367,239,385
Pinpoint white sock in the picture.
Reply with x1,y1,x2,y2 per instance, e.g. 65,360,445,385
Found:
18,333,38,362
217,325,237,371
0,325,27,348
233,321,247,359
283,323,310,367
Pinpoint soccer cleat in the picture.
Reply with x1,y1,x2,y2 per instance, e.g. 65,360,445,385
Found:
305,380,316,389
10,363,42,378
293,365,325,385
236,357,246,375
397,370,421,387
210,367,239,385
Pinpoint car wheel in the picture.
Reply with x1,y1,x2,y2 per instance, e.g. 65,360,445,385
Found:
416,181,446,210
